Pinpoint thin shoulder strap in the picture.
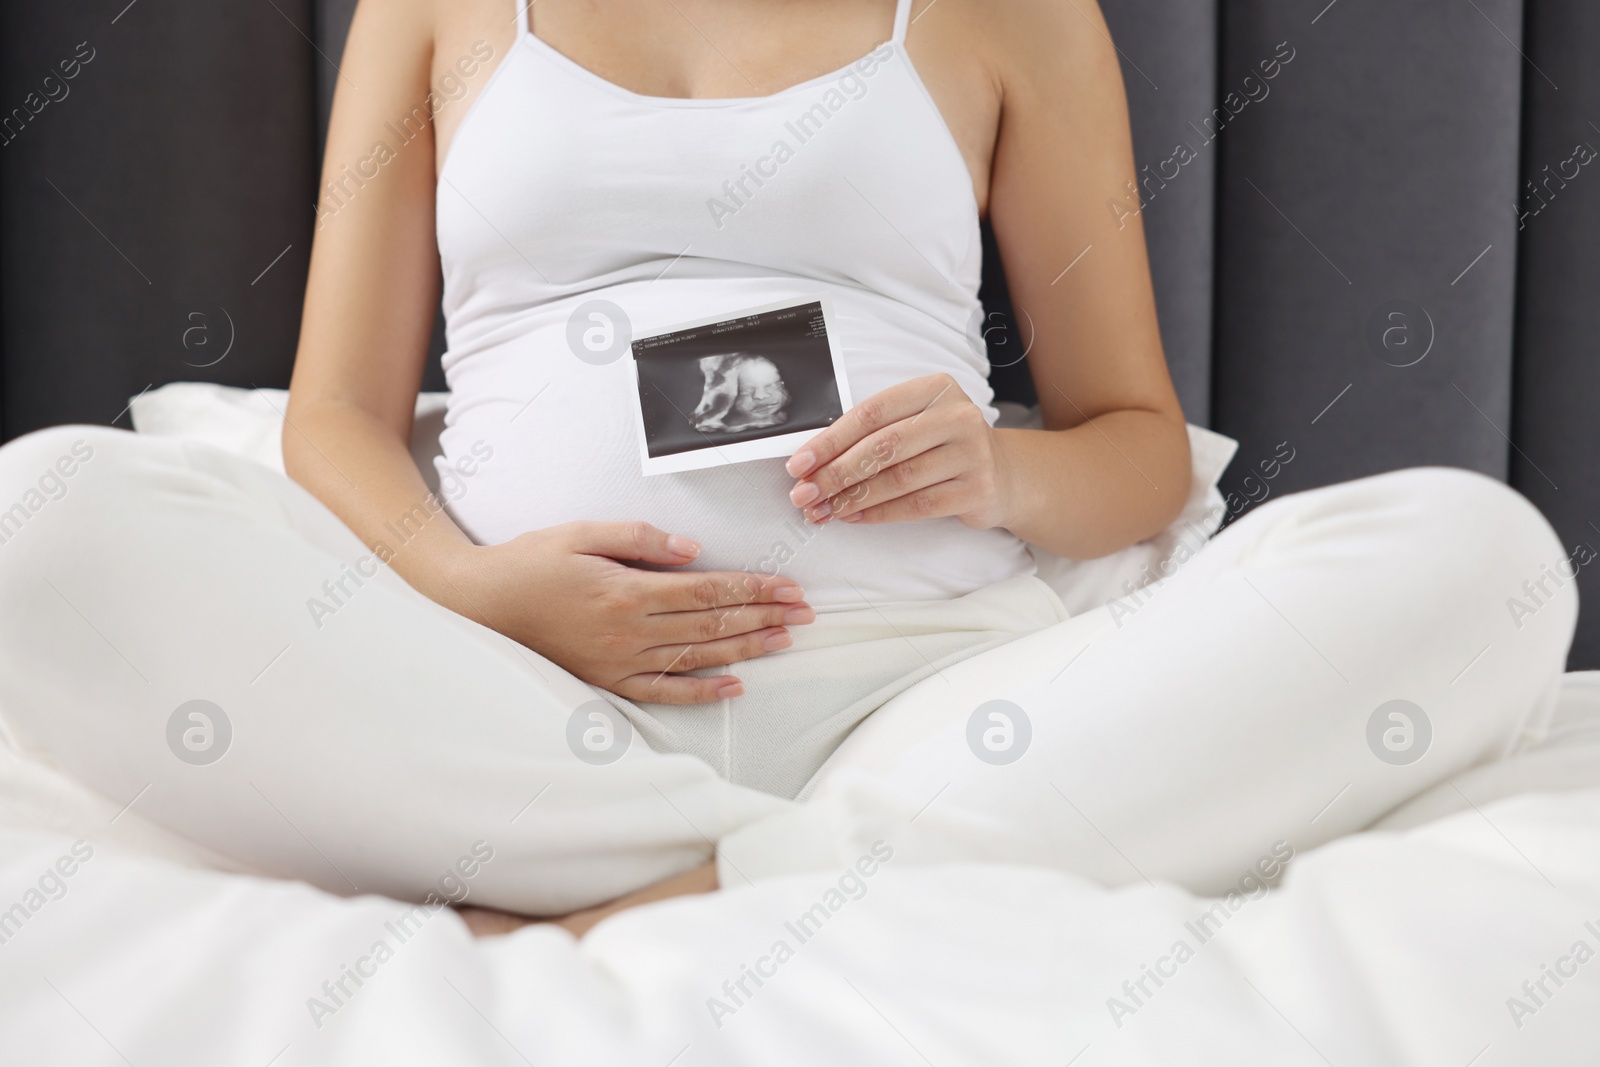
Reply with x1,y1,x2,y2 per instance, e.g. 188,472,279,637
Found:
513,0,532,43
892,0,914,43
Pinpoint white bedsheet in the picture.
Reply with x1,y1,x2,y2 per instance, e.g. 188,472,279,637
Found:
4,676,1600,1064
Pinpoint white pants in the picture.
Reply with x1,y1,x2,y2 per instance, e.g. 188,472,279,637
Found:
0,426,1577,912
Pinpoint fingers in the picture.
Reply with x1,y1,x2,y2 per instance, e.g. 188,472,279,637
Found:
785,374,959,480
565,520,702,565
611,621,797,704
641,626,794,674
608,603,814,703
793,412,955,519
788,376,970,522
792,422,920,513
835,479,969,526
650,601,816,644
645,569,807,613
824,445,963,521
611,671,745,705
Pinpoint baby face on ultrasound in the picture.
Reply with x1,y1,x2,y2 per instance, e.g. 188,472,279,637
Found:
691,353,792,433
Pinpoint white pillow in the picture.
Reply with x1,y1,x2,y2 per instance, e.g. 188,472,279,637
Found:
130,383,1236,614
993,401,1238,615
129,382,451,495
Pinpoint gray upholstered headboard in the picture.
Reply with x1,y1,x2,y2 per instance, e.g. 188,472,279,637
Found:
3,0,1597,665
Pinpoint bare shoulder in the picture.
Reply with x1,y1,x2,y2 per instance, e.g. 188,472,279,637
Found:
341,0,436,63
975,0,1122,102
976,0,1138,200
418,0,519,169
904,0,1118,212
427,0,517,73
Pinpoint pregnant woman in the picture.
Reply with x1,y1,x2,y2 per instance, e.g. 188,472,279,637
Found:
0,0,1576,928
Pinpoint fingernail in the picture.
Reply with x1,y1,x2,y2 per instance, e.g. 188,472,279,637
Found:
774,584,805,602
806,501,832,523
762,629,793,651
786,450,816,477
783,606,816,624
717,681,744,699
789,481,821,507
668,535,700,557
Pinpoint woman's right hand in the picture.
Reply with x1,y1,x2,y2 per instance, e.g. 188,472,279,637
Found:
445,521,813,704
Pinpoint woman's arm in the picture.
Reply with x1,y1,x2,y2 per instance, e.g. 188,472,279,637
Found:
285,0,812,704
786,0,1190,561
285,0,466,598
985,0,1190,555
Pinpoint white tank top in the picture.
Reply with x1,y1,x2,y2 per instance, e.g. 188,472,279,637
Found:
434,0,1035,608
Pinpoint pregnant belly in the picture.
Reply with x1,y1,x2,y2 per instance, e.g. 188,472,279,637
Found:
440,428,1032,610
433,279,1036,608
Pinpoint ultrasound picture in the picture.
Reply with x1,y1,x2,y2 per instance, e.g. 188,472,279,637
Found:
629,298,852,474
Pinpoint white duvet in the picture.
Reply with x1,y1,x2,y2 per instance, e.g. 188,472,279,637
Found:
5,677,1600,1065
3,385,1595,1062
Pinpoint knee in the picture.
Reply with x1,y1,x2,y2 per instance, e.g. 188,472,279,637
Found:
1291,465,1569,595
1379,466,1562,560
0,425,137,488
1286,465,1559,559
1375,466,1577,632
0,426,143,558
0,424,110,506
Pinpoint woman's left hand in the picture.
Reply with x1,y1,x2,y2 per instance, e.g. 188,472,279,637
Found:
785,373,1014,529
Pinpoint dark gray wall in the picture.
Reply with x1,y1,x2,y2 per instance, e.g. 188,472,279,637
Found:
2,0,317,432
3,0,1597,665
1511,0,1600,652
1213,0,1526,489
1094,0,1599,666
